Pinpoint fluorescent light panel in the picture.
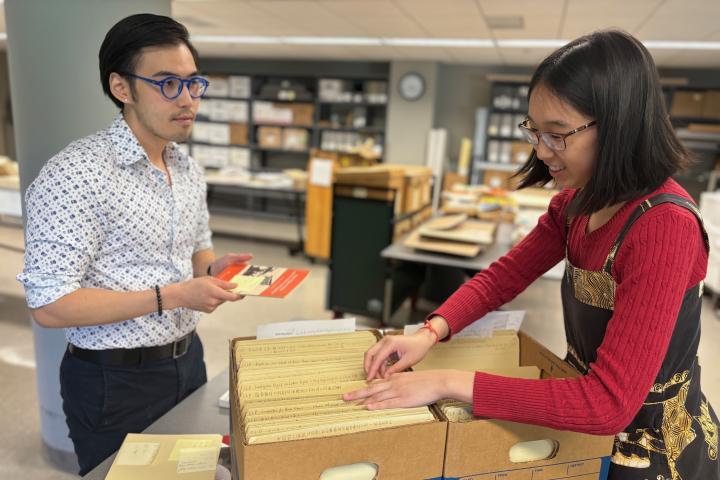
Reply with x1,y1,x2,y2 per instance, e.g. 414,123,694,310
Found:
190,35,720,51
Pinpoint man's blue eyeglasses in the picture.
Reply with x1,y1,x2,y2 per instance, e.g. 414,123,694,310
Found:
124,73,210,100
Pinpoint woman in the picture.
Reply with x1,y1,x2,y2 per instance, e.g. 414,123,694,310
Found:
344,30,719,479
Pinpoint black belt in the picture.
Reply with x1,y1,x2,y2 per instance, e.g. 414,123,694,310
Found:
67,330,195,366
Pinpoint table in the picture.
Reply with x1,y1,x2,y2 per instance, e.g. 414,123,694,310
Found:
205,177,305,255
82,370,230,479
380,222,563,323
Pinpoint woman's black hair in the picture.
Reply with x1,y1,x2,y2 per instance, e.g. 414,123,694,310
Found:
99,13,199,109
515,30,689,215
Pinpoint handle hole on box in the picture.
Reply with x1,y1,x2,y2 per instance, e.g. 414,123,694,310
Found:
508,439,559,463
319,461,378,480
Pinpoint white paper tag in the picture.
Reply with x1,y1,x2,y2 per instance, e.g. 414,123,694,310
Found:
404,311,525,338
115,442,160,466
176,446,218,474
310,159,333,187
257,318,356,340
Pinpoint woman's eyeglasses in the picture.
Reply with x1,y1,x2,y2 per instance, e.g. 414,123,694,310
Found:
518,119,596,151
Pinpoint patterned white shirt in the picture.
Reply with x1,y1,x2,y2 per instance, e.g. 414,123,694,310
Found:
17,114,212,349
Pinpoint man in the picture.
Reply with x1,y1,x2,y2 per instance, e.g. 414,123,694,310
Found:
17,14,247,475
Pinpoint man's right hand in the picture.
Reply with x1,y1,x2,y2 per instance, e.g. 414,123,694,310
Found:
165,277,243,313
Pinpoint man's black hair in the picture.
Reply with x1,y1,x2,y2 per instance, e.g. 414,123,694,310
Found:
99,13,199,109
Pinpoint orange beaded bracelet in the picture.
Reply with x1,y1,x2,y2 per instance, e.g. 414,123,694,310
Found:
421,319,440,344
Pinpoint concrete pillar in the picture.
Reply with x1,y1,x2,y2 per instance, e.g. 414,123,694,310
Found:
385,61,439,165
5,0,171,471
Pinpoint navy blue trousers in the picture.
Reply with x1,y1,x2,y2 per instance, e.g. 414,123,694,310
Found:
59,334,207,476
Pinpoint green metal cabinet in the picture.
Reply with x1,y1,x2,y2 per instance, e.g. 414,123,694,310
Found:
326,188,424,323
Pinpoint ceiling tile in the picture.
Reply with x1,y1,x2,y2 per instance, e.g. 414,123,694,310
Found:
561,0,661,38
635,0,720,40
476,0,565,39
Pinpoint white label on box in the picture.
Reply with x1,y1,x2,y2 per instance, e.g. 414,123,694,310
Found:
197,100,212,118
115,442,160,466
192,121,230,145
227,100,249,122
256,318,356,340
229,148,251,169
208,100,248,122
176,447,218,474
192,145,230,168
169,439,219,462
206,75,230,97
352,187,368,198
499,114,514,137
209,100,232,122
207,123,230,145
192,121,211,142
253,101,293,124
229,75,251,98
309,158,333,187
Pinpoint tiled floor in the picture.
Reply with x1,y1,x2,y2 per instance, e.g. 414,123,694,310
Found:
1,221,719,478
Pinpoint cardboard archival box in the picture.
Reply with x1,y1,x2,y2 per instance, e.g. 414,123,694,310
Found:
229,122,248,146
287,103,315,126
257,126,283,148
440,331,613,480
482,168,521,190
670,90,705,117
402,166,433,214
702,90,720,119
229,334,447,480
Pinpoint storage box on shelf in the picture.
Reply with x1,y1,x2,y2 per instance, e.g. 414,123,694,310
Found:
189,72,388,247
471,77,532,186
317,78,387,159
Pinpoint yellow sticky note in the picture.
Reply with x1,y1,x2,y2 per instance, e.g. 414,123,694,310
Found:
176,447,219,474
169,439,218,461
232,275,263,292
115,442,160,466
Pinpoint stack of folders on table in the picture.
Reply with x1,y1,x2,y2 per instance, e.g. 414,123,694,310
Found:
233,331,436,445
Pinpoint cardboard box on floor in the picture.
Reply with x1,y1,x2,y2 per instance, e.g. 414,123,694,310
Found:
440,330,613,480
228,335,447,480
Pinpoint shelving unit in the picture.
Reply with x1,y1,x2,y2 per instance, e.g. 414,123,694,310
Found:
188,73,388,173
666,86,720,200
470,76,533,187
184,72,389,249
471,76,720,197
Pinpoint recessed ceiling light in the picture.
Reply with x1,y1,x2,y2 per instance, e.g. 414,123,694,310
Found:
643,40,720,50
386,38,494,48
486,15,525,30
188,35,720,51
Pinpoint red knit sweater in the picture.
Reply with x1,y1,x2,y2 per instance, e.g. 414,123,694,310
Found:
432,178,708,435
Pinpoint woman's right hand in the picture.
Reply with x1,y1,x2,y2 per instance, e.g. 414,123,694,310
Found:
364,328,438,380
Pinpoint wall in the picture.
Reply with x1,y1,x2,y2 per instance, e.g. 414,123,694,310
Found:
385,61,438,165
0,51,14,158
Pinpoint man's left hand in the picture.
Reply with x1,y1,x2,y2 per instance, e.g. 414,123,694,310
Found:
209,253,253,277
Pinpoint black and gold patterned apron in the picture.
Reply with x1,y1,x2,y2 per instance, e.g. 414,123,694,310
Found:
562,194,719,480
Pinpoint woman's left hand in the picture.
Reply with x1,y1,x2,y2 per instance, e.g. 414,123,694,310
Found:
342,370,474,410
